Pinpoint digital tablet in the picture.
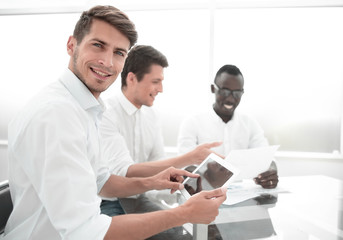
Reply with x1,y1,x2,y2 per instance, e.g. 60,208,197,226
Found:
180,153,240,199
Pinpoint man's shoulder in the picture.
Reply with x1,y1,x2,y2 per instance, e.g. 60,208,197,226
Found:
14,81,83,121
187,110,216,121
37,81,82,112
234,111,257,121
105,93,127,112
104,93,118,106
103,95,126,121
141,106,160,123
233,111,262,129
9,81,84,142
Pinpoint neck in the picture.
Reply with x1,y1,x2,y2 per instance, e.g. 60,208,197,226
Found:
122,89,141,109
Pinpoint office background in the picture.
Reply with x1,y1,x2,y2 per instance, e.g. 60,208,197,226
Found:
1,0,343,182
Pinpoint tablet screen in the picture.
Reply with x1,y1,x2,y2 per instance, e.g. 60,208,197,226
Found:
183,157,235,196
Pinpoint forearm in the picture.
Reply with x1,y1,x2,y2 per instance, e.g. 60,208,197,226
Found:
104,187,227,239
126,153,194,178
99,174,152,198
104,207,187,240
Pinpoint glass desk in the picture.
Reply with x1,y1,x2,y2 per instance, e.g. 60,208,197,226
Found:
120,175,343,240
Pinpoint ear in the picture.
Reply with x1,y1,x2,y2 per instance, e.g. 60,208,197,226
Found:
211,84,215,93
127,72,137,86
67,36,76,56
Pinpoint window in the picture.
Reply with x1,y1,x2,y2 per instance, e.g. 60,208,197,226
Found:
1,2,342,155
213,7,343,153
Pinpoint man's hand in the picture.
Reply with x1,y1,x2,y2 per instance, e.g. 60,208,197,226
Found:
254,169,278,189
184,177,203,195
177,187,227,224
190,142,224,165
149,167,199,194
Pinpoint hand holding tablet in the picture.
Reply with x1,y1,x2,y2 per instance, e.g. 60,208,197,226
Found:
180,153,239,199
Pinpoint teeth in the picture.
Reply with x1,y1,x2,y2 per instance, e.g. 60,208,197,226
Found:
224,104,233,109
93,69,108,77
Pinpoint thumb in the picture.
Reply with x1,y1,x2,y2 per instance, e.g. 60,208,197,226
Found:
168,182,184,194
204,186,227,199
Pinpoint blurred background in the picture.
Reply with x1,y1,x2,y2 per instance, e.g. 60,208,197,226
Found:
1,0,343,181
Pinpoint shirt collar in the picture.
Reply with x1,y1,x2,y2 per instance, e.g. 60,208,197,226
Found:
59,68,105,112
118,90,139,116
59,69,105,127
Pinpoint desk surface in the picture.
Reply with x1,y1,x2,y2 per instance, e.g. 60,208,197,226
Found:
120,175,343,240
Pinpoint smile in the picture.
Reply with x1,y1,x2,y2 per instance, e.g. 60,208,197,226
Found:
91,68,111,77
224,104,233,109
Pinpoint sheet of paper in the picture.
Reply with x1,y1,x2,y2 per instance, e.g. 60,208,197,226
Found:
223,179,289,205
224,145,279,181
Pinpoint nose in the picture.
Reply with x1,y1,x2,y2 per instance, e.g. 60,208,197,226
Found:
224,92,236,101
98,51,113,68
158,82,163,93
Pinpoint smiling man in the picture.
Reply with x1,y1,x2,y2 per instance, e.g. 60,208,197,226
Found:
100,45,220,171
67,18,129,98
99,45,222,216
177,64,279,189
4,6,227,240
101,45,168,166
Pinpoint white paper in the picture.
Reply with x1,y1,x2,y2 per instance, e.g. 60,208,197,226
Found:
225,145,279,181
223,179,289,205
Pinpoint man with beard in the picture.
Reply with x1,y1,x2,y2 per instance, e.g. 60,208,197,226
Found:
3,6,227,240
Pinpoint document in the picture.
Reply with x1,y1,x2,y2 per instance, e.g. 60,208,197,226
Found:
224,145,279,181
223,179,289,205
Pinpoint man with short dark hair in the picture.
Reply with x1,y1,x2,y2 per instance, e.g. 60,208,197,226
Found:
4,6,227,240
178,64,279,189
99,45,222,216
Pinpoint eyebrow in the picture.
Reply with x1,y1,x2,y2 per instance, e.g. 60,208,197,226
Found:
92,38,128,54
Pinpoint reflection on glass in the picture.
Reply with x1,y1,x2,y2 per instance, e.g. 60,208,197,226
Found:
211,194,278,239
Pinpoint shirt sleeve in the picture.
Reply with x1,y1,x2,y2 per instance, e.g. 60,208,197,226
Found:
146,114,166,161
99,108,135,177
12,102,111,239
247,115,269,148
177,115,199,155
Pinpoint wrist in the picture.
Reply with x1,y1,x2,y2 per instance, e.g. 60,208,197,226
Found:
140,176,155,191
169,205,190,225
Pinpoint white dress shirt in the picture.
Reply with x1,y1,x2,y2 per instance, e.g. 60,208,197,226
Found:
177,108,268,156
99,91,165,177
4,69,111,240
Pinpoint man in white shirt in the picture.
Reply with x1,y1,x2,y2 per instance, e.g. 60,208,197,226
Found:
178,64,279,189
99,45,222,216
101,45,168,166
3,6,227,240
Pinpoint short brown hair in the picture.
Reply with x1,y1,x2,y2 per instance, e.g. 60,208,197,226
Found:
121,45,168,88
73,5,137,48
